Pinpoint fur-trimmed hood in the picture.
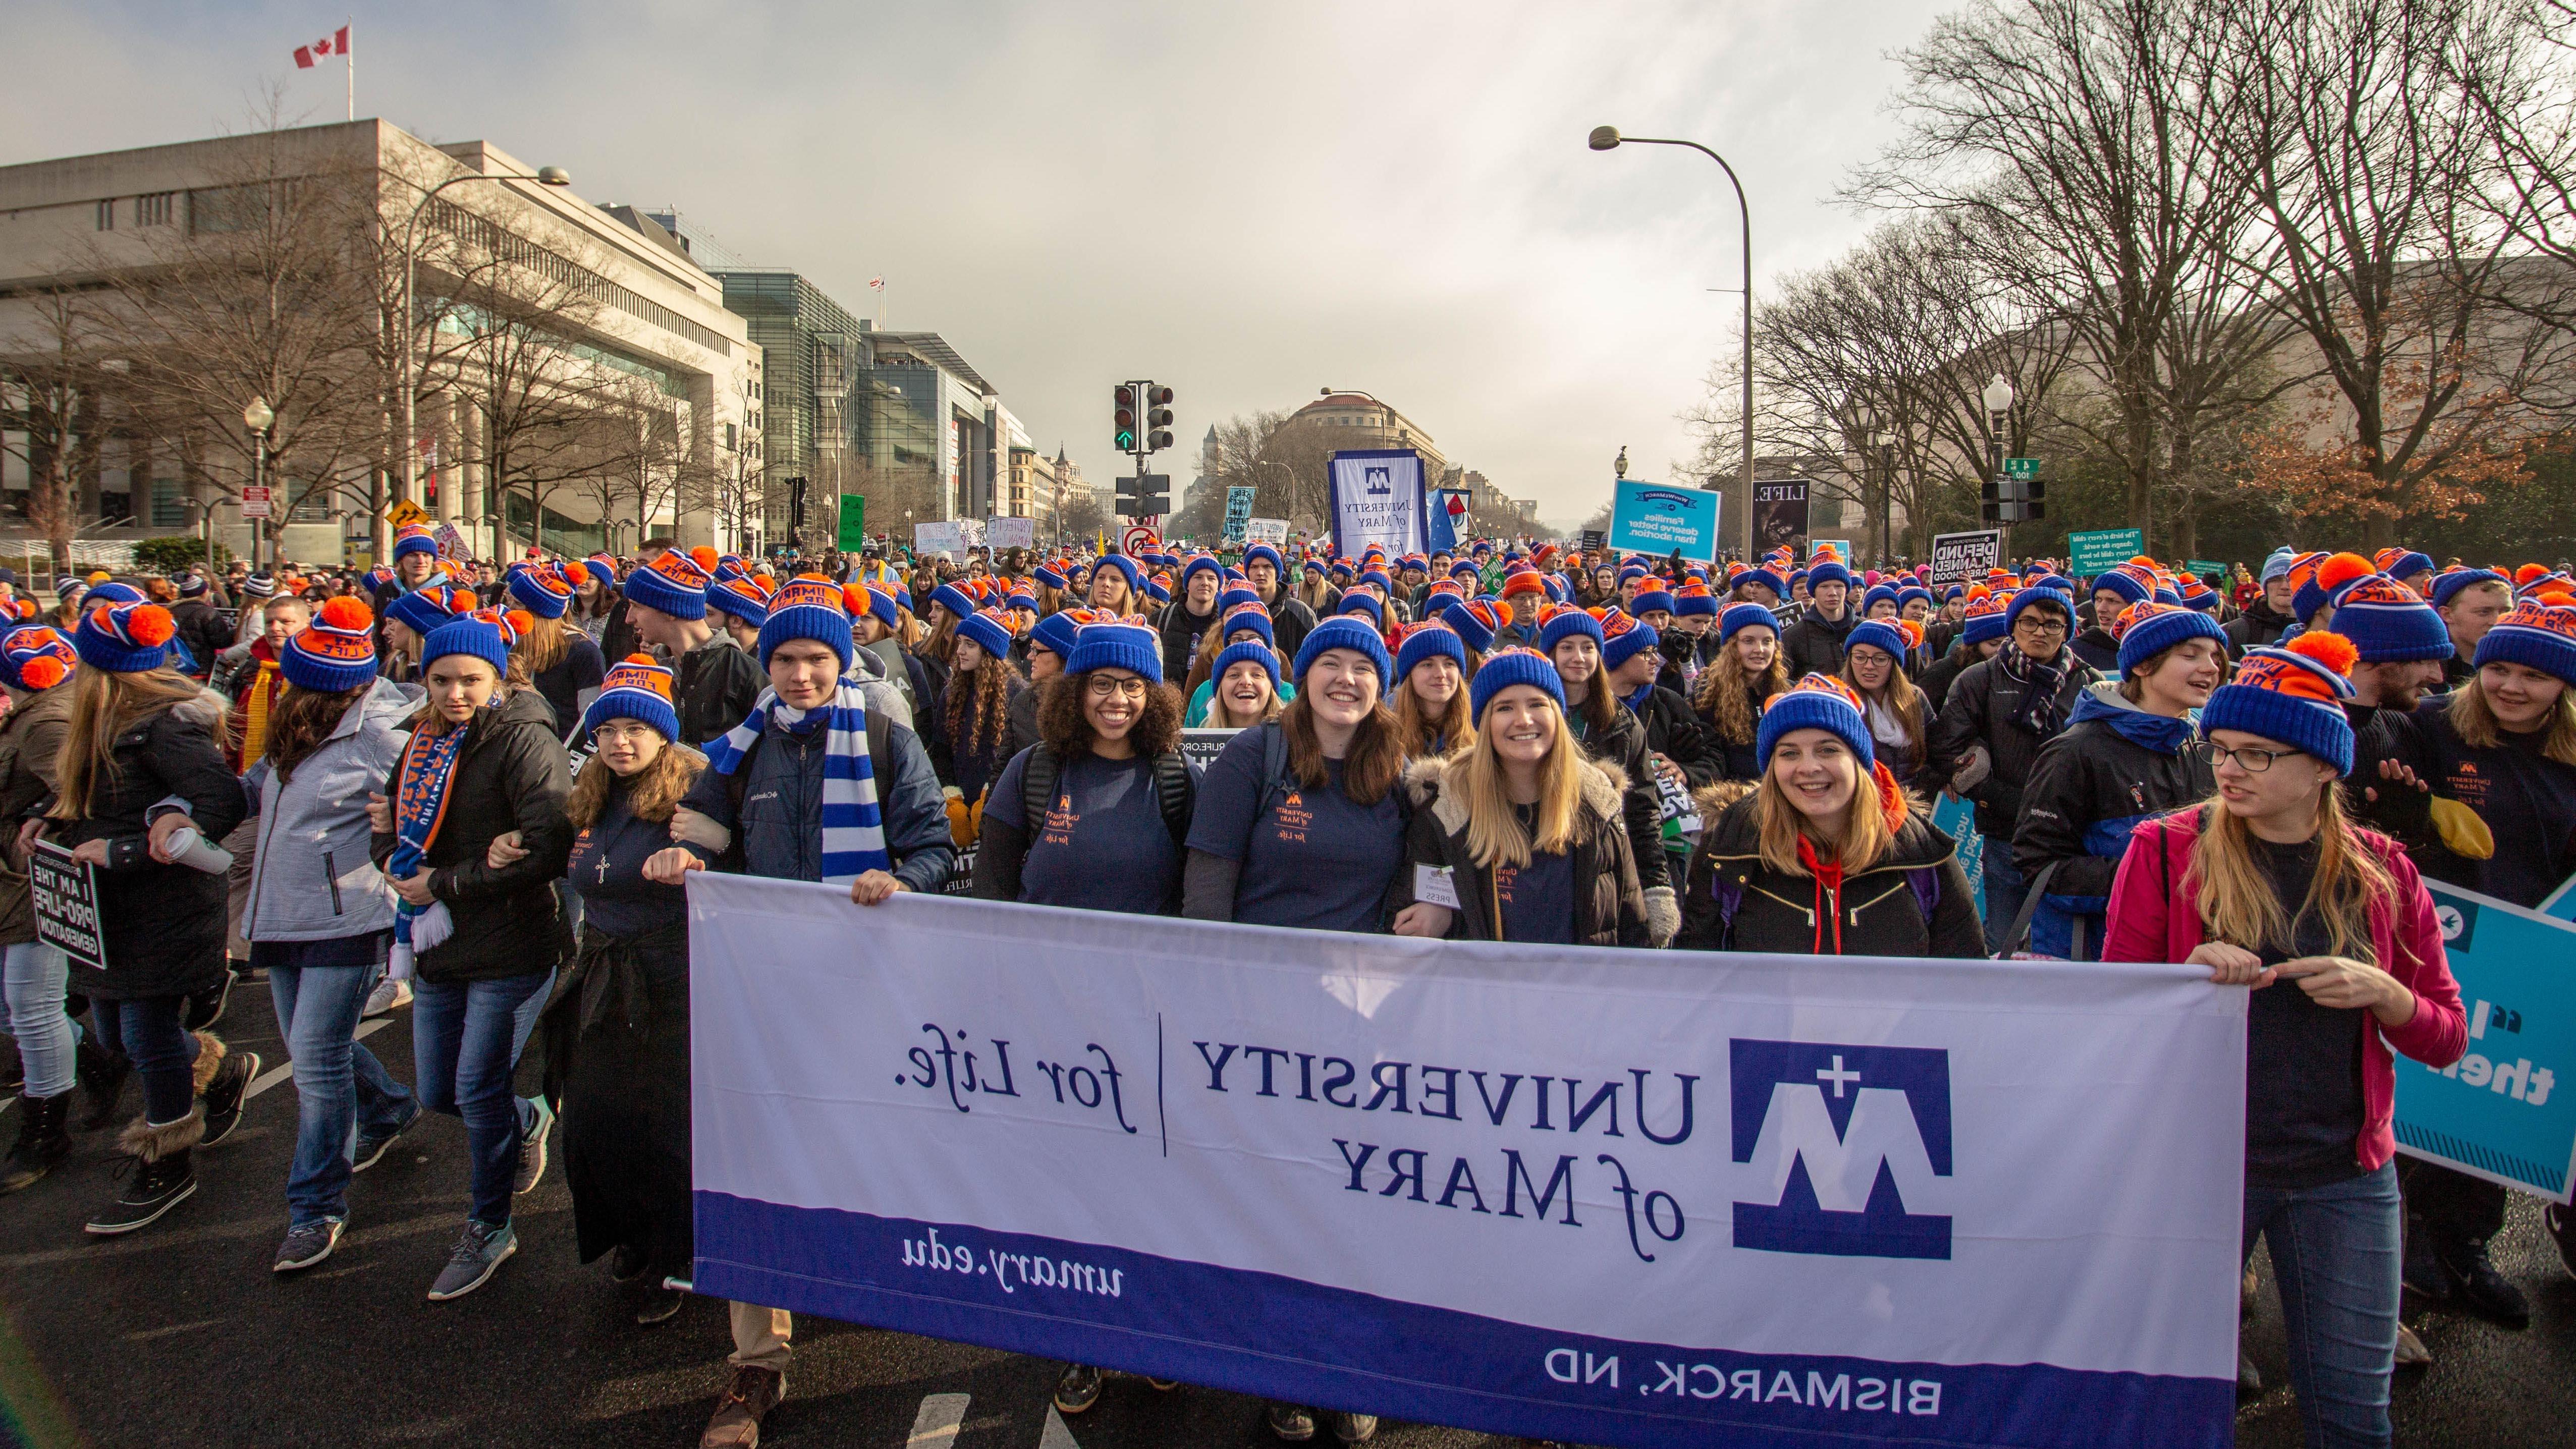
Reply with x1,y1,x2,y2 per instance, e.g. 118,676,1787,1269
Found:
1402,747,1628,838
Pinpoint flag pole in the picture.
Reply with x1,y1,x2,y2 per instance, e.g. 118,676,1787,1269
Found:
346,19,355,121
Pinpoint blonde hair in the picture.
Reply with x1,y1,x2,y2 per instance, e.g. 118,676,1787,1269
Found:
515,612,569,676
1839,647,1927,767
51,665,209,821
1457,694,1585,870
2189,792,2393,963
1393,673,1472,758
2447,672,2576,765
1753,752,1896,877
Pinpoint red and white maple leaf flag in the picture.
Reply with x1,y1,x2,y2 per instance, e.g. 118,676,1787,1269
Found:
294,25,350,69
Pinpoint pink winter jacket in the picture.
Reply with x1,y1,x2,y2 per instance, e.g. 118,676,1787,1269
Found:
2103,808,2468,1175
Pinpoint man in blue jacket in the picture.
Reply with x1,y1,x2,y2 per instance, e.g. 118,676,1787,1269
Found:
643,574,952,1448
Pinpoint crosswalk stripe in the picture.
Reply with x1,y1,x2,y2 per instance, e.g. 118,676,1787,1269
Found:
244,1016,392,1100
906,1392,971,1447
1036,1406,1080,1449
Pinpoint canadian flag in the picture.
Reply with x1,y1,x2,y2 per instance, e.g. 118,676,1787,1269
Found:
294,25,350,69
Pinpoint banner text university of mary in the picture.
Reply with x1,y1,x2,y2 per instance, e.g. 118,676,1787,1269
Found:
684,875,2247,1449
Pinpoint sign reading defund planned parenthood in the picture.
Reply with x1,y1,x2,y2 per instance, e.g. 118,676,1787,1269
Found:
683,876,2245,1449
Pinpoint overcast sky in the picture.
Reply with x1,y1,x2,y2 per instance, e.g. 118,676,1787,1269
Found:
3,0,1945,528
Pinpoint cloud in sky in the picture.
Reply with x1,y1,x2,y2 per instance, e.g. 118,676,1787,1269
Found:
2,0,1946,528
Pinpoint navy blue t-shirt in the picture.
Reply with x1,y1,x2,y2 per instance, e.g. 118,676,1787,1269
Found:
1184,728,1406,933
1495,804,1576,944
985,750,1179,915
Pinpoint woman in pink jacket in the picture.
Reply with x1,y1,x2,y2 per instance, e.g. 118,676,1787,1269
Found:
2104,632,2464,1449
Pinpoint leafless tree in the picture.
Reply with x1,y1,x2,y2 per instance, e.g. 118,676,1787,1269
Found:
0,286,109,572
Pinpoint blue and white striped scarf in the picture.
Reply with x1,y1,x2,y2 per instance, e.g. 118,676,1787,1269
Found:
704,681,890,884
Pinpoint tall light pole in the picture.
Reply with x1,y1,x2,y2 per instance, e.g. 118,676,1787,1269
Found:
242,397,274,573
1982,373,2016,561
396,163,571,560
1590,125,1752,560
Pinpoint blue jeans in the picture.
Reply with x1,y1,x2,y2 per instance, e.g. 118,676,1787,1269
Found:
2243,1163,2402,1448
2,941,80,1098
1981,834,2026,955
411,969,552,1228
91,995,198,1124
260,937,414,1229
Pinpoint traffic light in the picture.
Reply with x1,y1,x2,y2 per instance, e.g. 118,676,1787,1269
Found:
1146,385,1174,452
787,476,808,526
1113,384,1140,452
1115,473,1172,520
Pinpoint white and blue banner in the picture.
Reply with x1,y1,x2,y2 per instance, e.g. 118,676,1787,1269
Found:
686,876,2244,1448
1327,450,1429,560
1609,480,1721,561
2399,882,2576,1202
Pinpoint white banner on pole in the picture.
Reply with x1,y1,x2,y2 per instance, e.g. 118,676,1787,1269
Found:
1327,450,1429,560
686,877,2242,1448
1242,517,1290,547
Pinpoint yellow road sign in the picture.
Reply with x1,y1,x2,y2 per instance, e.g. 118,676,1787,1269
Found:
386,498,429,527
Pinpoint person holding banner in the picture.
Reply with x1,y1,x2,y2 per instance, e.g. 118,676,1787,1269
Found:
1390,647,1648,949
365,613,573,1299
48,602,257,1235
0,626,81,1192
2104,632,2465,1449
233,600,419,1272
1674,675,1981,956
1690,603,1789,782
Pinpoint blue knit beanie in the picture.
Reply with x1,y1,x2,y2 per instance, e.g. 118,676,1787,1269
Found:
1441,598,1496,653
1209,639,1280,690
1028,608,1086,661
1756,674,1874,771
2473,596,2576,687
2260,547,2300,584
2113,601,2229,676
955,607,1015,663
2430,568,2508,610
580,654,680,743
1537,606,1605,655
755,577,854,669
1843,619,1911,665
1601,616,1661,671
386,583,476,640
2201,635,2358,775
1630,588,1675,618
420,616,511,681
2090,566,2153,606
930,583,978,623
1860,584,1900,617
1093,553,1144,596
281,598,382,693
1337,591,1384,627
1897,586,1933,613
73,601,176,674
2329,575,2454,663
506,562,581,620
1065,618,1164,684
1033,562,1069,591
1218,602,1276,649
1468,647,1565,723
392,527,439,562
1739,566,1787,601
624,547,712,621
1675,588,1719,618
1242,543,1284,575
1395,621,1467,679
1806,561,1853,593
1292,615,1392,685
1961,591,2016,646
2005,587,2073,637
1719,601,1779,643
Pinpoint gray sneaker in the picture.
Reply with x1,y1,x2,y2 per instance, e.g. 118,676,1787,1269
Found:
512,1097,554,1196
273,1217,345,1273
425,1219,516,1301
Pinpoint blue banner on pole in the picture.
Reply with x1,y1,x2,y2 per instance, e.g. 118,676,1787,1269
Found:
1608,480,1720,561
2396,881,2576,1202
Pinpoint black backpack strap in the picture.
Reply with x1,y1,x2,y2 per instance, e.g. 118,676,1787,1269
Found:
1022,743,1060,840
1153,749,1194,845
1254,720,1291,818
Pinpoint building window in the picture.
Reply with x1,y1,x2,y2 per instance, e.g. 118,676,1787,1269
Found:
135,192,174,227
94,199,115,231
150,478,187,528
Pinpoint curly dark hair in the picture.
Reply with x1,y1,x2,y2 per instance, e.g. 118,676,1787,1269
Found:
944,651,1021,763
1037,670,1182,759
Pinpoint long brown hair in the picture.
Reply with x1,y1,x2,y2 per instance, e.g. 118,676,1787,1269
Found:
51,666,210,820
1392,673,1471,758
264,681,372,784
1561,662,1619,740
2448,672,2576,764
514,613,571,676
1036,670,1182,758
1755,758,1901,877
566,739,704,832
2188,791,2393,962
400,651,533,736
921,608,959,668
944,649,1020,764
1694,638,1788,747
1281,691,1404,806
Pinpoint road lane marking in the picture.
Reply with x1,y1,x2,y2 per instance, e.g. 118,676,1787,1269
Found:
244,1017,391,1100
907,1392,971,1447
1038,1406,1081,1449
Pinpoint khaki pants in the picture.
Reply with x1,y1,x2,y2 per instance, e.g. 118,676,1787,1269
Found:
728,1302,791,1372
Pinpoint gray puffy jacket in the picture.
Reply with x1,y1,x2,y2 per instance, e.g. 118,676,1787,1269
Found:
239,678,420,942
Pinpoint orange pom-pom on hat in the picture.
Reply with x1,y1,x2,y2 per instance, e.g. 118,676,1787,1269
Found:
1,625,76,692
2204,630,2360,775
283,595,381,691
74,601,178,673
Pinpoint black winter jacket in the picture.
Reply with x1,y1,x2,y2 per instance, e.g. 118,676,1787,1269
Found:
1578,697,1670,894
1781,607,1857,680
1628,684,1722,790
1389,753,1648,947
1918,648,2099,838
2222,600,2295,658
1673,787,1983,957
2069,627,2121,675
370,689,575,985
169,600,235,680
1257,589,1319,663
2011,684,2212,906
675,635,766,748
57,689,246,999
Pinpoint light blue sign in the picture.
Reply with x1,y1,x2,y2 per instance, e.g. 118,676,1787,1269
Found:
2397,881,2576,1202
1222,486,1256,544
1608,479,1720,561
1930,792,1988,923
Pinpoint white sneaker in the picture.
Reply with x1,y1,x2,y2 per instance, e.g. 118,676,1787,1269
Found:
363,977,412,1019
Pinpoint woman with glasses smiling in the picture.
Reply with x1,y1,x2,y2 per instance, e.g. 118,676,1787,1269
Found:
1922,583,2100,953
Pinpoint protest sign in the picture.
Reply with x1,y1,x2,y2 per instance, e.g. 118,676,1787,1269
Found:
1929,531,2003,587
1327,451,1429,560
1223,487,1256,545
2396,881,2576,1202
2185,560,2226,584
1752,479,1811,554
1608,481,1720,562
1243,518,1290,548
28,840,103,972
1180,727,1240,771
2067,530,2145,578
1929,793,1988,923
986,516,1035,551
686,877,2243,1448
839,495,868,551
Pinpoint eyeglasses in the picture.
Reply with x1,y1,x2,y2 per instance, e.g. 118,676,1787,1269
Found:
2193,739,2293,773
1085,675,1148,700
2013,617,2069,636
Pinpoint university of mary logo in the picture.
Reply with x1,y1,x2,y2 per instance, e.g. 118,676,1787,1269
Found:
1365,466,1392,495
1729,1039,1953,1261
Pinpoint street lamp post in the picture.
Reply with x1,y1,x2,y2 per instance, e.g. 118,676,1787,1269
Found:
1590,125,1753,561
1982,373,2016,561
242,397,275,574
395,163,571,560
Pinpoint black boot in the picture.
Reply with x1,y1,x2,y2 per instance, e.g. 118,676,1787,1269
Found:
85,1110,202,1236
0,1092,72,1193
75,1036,128,1132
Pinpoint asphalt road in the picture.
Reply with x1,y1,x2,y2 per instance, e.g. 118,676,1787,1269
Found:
0,980,2564,1449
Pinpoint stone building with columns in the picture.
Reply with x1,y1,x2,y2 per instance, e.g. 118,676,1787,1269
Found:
0,119,758,571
